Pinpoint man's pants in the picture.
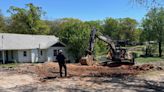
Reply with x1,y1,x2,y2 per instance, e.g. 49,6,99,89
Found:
58,63,67,77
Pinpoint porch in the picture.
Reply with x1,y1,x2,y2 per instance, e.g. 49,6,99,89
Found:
0,50,18,64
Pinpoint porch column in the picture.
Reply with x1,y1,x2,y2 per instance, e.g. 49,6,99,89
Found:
2,50,5,64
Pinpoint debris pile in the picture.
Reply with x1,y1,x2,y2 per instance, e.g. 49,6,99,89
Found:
13,62,163,79
130,64,163,71
30,62,57,78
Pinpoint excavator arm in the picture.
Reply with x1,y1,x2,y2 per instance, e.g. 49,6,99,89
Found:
86,28,116,55
96,35,116,55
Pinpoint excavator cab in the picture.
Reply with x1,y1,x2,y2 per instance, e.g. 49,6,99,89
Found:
107,47,134,64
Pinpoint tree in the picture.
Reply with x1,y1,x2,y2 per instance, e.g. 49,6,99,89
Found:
7,3,49,34
103,18,120,40
103,17,138,41
133,28,143,42
45,20,61,35
84,20,107,56
133,0,164,7
119,18,138,41
142,7,164,57
52,18,91,62
0,10,5,32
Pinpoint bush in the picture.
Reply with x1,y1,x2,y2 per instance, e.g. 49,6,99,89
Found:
141,44,157,57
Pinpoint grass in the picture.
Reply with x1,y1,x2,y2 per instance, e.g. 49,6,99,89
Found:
0,63,19,68
136,57,164,63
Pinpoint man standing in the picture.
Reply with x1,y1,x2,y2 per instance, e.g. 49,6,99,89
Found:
56,50,67,77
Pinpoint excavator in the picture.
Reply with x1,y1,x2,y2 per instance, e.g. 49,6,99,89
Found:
80,28,135,66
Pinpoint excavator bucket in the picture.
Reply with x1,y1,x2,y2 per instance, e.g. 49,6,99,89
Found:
80,55,94,66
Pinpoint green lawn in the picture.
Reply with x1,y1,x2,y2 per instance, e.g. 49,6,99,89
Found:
0,63,19,68
136,57,164,63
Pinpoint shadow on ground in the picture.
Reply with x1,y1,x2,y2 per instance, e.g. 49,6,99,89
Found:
86,76,164,92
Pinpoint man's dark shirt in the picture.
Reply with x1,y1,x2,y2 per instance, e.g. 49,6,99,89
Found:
56,53,66,63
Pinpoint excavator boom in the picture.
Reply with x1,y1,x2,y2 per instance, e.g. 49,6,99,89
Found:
80,28,135,65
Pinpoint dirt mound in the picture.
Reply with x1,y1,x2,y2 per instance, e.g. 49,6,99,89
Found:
131,64,163,71
35,62,56,78
15,62,163,80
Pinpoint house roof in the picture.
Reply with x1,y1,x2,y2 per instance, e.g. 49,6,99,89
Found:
0,33,65,50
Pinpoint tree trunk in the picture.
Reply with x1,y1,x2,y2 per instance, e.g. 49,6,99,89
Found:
159,41,162,57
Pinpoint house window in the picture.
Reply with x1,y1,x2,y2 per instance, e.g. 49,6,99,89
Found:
40,50,43,56
53,50,58,56
23,51,27,57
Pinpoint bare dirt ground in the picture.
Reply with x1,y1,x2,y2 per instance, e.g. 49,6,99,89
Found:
0,62,164,92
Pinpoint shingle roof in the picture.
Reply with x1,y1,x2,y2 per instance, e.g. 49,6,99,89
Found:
0,33,62,50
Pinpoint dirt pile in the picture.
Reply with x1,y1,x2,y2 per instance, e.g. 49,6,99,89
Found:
35,62,56,78
15,62,163,79
130,64,163,71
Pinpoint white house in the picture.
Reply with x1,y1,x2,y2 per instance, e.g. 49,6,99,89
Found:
0,33,68,64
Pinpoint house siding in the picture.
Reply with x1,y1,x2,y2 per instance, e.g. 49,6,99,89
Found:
18,50,31,63
47,47,66,62
1,48,69,63
31,49,47,63
38,49,47,62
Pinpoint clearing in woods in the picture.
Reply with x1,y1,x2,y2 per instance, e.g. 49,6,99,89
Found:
0,62,164,92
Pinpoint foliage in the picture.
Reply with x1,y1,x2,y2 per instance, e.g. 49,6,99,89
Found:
84,20,107,56
0,10,5,32
119,18,138,41
136,57,164,63
0,3,147,60
133,0,164,7
103,17,139,42
50,18,90,61
0,63,18,68
103,18,120,39
6,3,49,34
142,44,157,56
142,7,164,57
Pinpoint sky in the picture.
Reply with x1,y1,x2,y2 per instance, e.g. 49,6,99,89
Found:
0,0,149,22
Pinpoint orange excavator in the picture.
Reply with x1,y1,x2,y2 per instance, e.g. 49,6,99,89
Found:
80,28,135,66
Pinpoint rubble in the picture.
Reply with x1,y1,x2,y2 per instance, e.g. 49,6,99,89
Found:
12,62,163,80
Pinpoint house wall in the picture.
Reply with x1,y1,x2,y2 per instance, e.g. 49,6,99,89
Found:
18,50,31,63
1,47,70,63
47,47,67,62
13,50,18,62
38,49,47,62
31,49,47,63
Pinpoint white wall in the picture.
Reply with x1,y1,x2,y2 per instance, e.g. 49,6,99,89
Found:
47,47,67,62
38,49,47,62
31,49,47,63
18,50,31,63
0,47,69,63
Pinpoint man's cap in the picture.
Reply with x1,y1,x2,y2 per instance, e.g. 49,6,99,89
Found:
59,49,63,53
